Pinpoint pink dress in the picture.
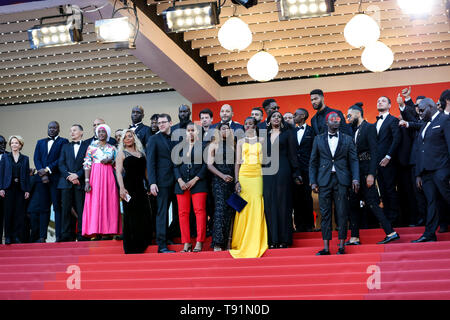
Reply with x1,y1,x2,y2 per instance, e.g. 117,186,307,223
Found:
82,142,121,237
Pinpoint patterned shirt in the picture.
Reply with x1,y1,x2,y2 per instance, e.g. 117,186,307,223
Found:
83,142,117,169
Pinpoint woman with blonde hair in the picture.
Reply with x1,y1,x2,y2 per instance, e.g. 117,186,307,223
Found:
0,136,30,244
115,129,152,254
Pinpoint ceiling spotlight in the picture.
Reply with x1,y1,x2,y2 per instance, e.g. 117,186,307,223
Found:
163,2,220,33
27,5,82,49
231,0,258,9
95,16,133,49
397,0,436,17
277,0,335,20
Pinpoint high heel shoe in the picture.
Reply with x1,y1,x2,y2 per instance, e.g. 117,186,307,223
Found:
193,242,203,252
180,244,192,252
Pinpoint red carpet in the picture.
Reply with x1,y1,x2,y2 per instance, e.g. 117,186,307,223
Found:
0,226,449,300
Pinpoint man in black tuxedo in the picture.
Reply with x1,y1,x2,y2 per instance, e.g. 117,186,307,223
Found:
346,103,400,245
0,135,6,243
57,124,89,242
30,121,69,242
147,114,177,253
199,108,214,142
171,104,192,135
309,89,352,136
85,118,117,147
211,104,245,139
129,106,151,149
258,99,279,130
440,89,450,116
374,96,401,225
292,108,315,232
412,98,450,243
310,112,360,255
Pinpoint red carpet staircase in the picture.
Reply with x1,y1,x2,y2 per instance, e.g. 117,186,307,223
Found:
1,226,450,300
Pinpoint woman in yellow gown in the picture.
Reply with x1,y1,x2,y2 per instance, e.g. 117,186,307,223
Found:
229,117,268,259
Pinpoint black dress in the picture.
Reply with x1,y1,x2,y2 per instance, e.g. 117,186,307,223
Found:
263,129,300,247
122,151,152,254
211,141,235,248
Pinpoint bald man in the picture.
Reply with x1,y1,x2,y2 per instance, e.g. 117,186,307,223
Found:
84,118,117,147
210,104,244,134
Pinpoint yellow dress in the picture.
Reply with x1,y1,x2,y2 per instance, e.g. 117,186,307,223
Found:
229,141,268,259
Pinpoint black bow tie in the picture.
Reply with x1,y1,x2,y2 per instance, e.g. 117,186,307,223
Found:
129,124,137,129
329,133,338,138
376,115,384,121
298,126,305,130
48,137,55,141
73,141,81,145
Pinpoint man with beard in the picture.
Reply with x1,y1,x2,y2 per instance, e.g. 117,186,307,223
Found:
258,99,280,130
0,135,6,243
412,98,450,243
199,108,214,142
309,89,351,136
310,112,359,255
85,118,117,147
346,103,400,245
149,114,159,136
129,106,151,149
210,104,244,138
251,107,264,126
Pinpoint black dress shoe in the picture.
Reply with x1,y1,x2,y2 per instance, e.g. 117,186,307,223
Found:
316,249,330,256
411,235,437,243
158,248,175,253
336,247,345,255
278,243,288,249
377,232,400,244
438,225,448,233
344,240,360,246
5,238,11,245
14,237,22,244
269,244,277,249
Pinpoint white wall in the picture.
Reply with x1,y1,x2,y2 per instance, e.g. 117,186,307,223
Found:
0,91,190,166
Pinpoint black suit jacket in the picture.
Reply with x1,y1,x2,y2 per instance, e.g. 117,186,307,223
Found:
0,153,31,192
146,132,175,188
85,136,117,148
33,136,69,182
132,124,151,149
415,112,450,176
353,120,378,176
295,124,314,170
211,121,244,134
57,141,89,190
375,114,401,163
173,142,208,195
311,106,352,137
309,132,359,187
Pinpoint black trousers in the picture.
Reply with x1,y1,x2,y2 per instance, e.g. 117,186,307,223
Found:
3,182,25,241
293,170,314,231
60,187,85,240
318,174,349,240
155,185,178,249
377,162,400,225
349,173,394,238
397,164,421,226
411,165,427,225
0,197,4,243
422,167,450,238
30,180,61,240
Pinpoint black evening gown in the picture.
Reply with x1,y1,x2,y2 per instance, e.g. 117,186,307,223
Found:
122,151,152,254
211,142,235,248
263,129,300,246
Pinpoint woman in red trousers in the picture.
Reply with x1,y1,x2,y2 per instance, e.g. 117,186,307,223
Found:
173,122,208,252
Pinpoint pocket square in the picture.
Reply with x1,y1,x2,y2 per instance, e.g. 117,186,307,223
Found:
432,125,440,129
226,193,248,213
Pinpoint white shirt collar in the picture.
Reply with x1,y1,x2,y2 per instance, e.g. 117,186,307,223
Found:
378,111,390,118
431,111,440,121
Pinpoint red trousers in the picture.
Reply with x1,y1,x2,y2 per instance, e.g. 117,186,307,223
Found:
176,191,207,243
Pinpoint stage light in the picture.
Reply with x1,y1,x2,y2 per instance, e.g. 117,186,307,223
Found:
95,16,132,45
162,2,219,33
277,0,335,20
247,50,279,82
27,6,83,49
397,0,436,16
361,41,394,72
344,14,380,48
218,17,252,51
231,0,258,9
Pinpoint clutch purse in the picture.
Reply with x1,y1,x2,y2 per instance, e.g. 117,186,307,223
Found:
226,192,248,213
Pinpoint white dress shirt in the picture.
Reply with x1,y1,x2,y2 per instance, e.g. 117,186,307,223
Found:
376,112,389,134
328,131,339,172
73,141,81,158
297,123,306,144
46,136,59,174
422,111,440,139
129,122,142,132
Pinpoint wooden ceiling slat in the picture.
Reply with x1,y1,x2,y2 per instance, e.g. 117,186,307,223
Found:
0,7,61,24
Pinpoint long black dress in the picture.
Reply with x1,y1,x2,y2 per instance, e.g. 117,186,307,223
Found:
211,141,235,249
122,151,152,254
263,129,300,247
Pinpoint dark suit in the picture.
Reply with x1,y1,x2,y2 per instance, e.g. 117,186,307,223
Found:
309,132,359,240
146,132,178,249
311,106,352,137
375,114,401,224
293,124,315,231
57,141,89,241
349,121,394,237
0,153,31,242
415,112,450,238
85,136,117,148
173,142,208,195
0,152,5,242
210,121,245,140
30,136,69,241
130,123,151,149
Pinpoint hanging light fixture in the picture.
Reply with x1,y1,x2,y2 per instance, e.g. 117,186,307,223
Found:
247,49,279,82
344,14,380,48
218,16,252,51
397,0,436,15
361,41,394,72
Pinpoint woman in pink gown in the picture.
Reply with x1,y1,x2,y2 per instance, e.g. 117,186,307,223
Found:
82,124,121,238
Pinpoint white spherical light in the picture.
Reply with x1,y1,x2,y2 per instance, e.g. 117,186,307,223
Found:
361,41,394,72
218,17,252,51
247,51,279,82
344,14,380,48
